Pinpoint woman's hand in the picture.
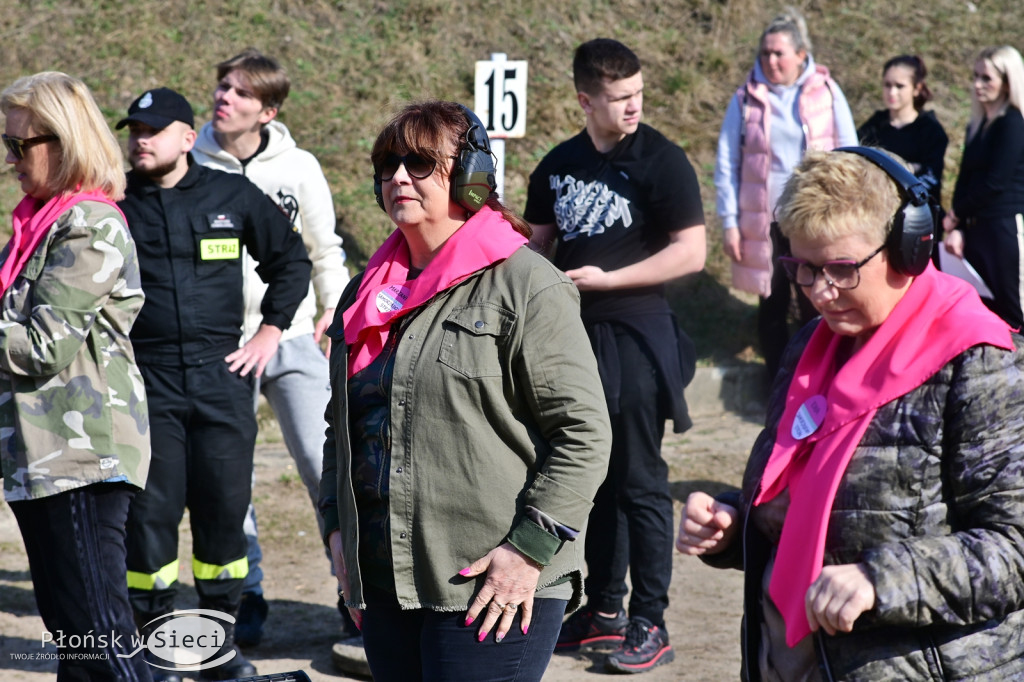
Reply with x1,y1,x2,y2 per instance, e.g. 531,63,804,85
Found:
804,563,876,636
460,542,542,642
328,530,362,630
722,228,743,263
676,492,739,556
944,228,965,259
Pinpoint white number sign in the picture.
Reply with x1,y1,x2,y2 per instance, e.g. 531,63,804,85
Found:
474,59,528,139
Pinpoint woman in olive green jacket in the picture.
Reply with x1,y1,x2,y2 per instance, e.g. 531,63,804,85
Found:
319,101,611,681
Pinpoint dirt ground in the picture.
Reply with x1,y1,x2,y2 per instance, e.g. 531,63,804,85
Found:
0,409,762,681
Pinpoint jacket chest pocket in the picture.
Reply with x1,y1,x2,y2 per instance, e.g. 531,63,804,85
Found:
438,304,516,378
192,214,243,267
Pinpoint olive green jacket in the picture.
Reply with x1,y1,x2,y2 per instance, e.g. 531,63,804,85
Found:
320,246,611,612
0,201,150,501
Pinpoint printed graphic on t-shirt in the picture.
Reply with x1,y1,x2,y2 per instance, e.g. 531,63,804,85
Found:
550,174,632,241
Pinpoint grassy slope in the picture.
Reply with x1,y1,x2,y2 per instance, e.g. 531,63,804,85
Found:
0,0,1017,363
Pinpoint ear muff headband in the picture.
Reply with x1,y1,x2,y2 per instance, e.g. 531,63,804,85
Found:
835,146,937,276
451,104,497,213
373,104,497,214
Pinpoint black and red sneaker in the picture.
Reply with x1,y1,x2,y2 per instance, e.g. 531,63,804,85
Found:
555,607,629,651
604,617,674,673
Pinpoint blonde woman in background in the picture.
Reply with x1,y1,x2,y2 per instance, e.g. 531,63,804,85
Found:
715,7,857,382
944,45,1024,328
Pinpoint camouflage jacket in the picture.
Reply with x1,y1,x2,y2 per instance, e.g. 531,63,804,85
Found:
709,322,1024,681
0,200,150,501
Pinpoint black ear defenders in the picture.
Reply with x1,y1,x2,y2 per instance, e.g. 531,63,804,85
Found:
373,104,497,214
835,146,937,276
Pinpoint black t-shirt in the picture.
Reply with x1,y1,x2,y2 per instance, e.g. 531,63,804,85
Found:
857,109,948,207
523,124,704,320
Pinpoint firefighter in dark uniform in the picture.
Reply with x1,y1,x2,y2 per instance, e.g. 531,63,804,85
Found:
116,88,311,681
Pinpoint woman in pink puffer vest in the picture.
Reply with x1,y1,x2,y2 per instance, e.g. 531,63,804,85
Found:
714,7,857,381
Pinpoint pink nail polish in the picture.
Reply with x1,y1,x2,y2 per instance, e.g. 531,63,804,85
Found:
464,616,474,626
523,625,529,635
459,567,472,576
477,631,487,642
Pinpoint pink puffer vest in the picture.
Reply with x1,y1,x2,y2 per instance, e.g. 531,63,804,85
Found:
732,65,838,297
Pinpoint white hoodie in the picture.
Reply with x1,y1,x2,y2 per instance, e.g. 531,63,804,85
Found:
193,119,349,341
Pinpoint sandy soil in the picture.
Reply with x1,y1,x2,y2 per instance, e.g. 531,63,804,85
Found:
0,410,762,681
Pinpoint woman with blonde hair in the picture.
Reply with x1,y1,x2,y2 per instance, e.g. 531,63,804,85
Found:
944,45,1024,327
715,7,857,382
1,71,151,680
681,148,1024,680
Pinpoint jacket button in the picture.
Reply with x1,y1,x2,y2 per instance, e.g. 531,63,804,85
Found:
400,532,407,539
475,320,485,328
398,400,405,406
396,467,403,474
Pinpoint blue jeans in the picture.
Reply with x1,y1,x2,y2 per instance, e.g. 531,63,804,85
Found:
360,585,566,681
12,483,153,682
243,334,333,593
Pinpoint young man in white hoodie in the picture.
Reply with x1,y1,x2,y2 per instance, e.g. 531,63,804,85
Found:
190,50,361,667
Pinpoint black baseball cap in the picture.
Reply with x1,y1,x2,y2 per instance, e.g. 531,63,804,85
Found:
116,88,194,130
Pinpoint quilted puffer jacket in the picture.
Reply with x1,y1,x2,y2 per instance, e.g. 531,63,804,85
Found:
709,321,1024,681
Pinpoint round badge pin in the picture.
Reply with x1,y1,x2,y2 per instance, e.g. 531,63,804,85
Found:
791,395,827,440
375,284,410,314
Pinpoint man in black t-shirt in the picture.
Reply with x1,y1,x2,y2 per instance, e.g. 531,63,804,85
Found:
523,38,706,675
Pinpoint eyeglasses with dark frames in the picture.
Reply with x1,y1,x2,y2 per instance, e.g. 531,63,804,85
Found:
777,243,887,290
2,134,59,161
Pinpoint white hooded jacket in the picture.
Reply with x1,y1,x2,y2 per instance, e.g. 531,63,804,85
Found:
193,119,348,341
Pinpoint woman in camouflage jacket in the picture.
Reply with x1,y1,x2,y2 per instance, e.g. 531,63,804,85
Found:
1,73,151,681
679,149,1024,681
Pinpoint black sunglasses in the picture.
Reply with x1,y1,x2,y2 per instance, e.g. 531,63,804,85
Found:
375,153,437,182
2,134,59,161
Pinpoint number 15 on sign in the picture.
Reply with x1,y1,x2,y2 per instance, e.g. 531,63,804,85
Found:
474,60,527,139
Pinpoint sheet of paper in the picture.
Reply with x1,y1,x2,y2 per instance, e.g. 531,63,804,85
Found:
938,243,994,299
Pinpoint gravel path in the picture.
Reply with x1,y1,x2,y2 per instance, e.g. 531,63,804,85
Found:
0,410,763,680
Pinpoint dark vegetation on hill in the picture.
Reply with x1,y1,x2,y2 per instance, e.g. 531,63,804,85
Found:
0,0,1018,363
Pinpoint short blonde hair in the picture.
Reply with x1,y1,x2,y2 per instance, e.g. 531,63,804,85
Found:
775,150,902,246
761,6,812,55
1,72,126,200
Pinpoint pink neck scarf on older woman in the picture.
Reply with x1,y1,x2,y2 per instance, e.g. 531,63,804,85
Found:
343,205,527,377
1,190,124,294
754,263,1013,647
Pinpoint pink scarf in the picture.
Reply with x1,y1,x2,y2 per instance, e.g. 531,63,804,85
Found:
754,263,1013,646
343,205,527,377
2,190,125,294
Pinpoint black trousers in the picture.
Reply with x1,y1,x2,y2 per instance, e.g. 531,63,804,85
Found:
12,483,153,682
963,213,1024,329
759,223,817,382
584,328,672,626
125,360,257,620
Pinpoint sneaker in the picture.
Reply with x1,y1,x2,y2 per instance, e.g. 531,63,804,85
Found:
234,592,268,648
604,617,675,673
555,607,628,651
